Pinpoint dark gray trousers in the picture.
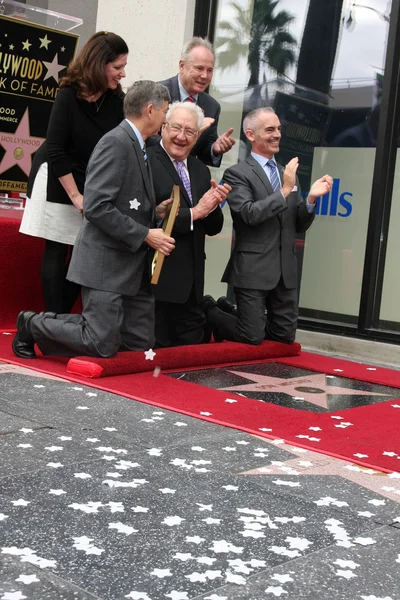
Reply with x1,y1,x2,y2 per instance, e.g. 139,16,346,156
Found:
210,279,298,345
30,284,155,358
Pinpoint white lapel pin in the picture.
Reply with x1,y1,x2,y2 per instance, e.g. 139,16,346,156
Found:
129,198,141,210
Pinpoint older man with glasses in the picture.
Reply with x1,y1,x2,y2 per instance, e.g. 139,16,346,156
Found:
147,101,231,347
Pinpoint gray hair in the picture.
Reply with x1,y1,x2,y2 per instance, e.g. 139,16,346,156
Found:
166,101,204,131
123,80,171,118
180,36,215,62
243,107,275,134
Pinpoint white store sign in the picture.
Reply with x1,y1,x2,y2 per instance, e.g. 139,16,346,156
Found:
300,148,376,317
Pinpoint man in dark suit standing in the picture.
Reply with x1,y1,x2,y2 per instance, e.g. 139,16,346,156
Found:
12,81,175,359
148,101,231,347
203,107,333,345
157,37,236,167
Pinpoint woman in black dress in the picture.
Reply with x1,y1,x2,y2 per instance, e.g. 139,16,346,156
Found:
20,31,128,313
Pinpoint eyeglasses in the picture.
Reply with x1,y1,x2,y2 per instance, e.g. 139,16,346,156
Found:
166,123,198,138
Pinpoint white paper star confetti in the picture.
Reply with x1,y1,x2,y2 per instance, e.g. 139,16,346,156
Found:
125,592,152,600
1,592,27,600
163,516,185,526
144,348,156,360
74,473,92,479
109,522,137,535
265,587,288,597
19,428,33,434
159,488,176,494
272,574,293,584
45,446,63,452
72,536,104,555
47,462,63,468
11,500,30,507
49,489,66,496
174,553,193,561
186,536,205,544
69,502,103,514
353,537,377,546
15,574,39,584
17,444,32,449
165,592,188,600
336,569,357,579
209,540,243,554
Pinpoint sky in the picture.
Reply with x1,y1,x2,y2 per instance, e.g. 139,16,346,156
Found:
213,0,391,96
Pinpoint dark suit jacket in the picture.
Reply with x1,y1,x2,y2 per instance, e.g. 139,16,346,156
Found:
148,144,223,303
68,120,155,296
147,75,221,167
222,155,314,291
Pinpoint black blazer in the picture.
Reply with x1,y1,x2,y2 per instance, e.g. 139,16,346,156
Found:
148,144,223,303
147,75,222,167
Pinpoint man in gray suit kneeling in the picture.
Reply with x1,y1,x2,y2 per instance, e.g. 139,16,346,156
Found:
203,107,333,346
13,81,175,359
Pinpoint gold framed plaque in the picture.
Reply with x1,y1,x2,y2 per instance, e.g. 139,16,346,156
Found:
151,185,180,284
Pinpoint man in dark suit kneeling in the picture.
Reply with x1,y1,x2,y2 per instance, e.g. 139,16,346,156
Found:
13,81,175,359
148,101,231,347
203,107,333,346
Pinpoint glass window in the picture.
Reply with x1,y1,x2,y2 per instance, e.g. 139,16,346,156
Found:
208,0,391,326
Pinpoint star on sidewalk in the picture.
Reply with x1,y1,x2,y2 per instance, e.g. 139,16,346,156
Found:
221,371,391,409
242,439,400,504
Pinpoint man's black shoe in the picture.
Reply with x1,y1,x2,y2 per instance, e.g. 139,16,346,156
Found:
12,311,37,359
201,295,218,316
217,296,237,315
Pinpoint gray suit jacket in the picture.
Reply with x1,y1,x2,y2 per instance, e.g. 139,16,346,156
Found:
67,120,155,296
222,155,314,291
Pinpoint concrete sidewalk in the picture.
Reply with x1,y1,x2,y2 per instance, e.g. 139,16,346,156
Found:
0,359,399,600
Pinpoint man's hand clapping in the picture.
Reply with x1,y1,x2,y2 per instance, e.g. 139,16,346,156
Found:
308,175,333,203
192,179,231,220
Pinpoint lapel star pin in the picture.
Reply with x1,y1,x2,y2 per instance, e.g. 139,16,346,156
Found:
129,198,141,210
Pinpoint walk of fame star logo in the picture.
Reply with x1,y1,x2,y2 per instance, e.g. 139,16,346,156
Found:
219,369,396,412
0,108,45,177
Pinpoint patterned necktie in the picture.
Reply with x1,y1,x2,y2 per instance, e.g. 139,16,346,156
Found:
142,145,148,165
185,95,196,103
175,160,193,205
267,159,281,192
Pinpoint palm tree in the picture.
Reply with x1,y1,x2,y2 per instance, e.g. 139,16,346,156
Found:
215,0,297,88
295,0,344,102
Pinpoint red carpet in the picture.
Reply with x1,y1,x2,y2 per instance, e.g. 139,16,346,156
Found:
1,332,400,474
0,217,46,331
67,340,301,378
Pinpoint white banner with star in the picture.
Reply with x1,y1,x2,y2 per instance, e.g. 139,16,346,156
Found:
0,15,78,193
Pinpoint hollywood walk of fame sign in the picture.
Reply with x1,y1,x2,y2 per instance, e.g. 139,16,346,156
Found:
0,15,78,193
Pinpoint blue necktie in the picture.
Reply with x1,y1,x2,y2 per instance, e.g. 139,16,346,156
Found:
267,159,281,192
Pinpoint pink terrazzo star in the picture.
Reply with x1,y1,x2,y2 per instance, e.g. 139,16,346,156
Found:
221,371,390,409
0,108,45,177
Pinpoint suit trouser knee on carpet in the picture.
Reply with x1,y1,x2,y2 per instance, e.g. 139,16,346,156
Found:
155,293,206,348
264,280,298,343
209,288,266,345
30,285,155,357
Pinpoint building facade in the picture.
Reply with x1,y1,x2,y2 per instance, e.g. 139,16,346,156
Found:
5,0,400,345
